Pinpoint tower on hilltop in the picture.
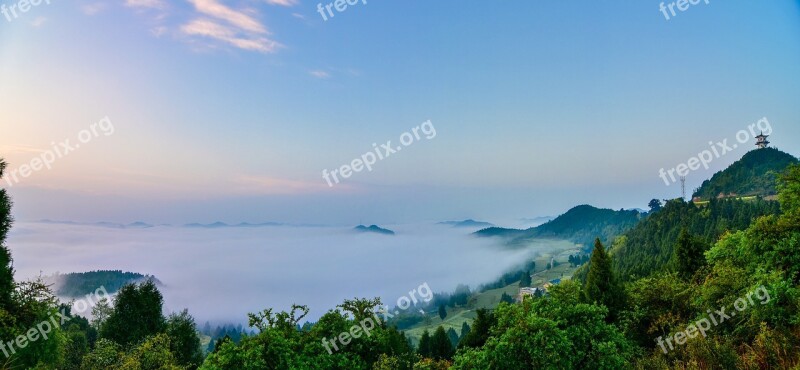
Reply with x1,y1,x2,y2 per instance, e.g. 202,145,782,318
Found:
755,132,770,149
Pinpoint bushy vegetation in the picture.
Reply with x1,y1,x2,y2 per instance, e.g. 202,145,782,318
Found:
596,197,780,282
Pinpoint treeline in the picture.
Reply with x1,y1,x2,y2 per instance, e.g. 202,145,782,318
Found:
49,270,159,298
592,197,780,282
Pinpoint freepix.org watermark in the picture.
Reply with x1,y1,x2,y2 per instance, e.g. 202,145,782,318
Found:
659,117,771,186
2,117,114,188
322,120,436,187
655,285,771,354
0,286,109,359
659,0,710,21
1,0,51,23
322,282,433,355
316,0,366,21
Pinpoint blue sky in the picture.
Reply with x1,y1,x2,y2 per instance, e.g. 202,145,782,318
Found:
1,0,799,225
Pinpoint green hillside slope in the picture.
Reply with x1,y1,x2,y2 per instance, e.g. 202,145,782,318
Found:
693,148,798,199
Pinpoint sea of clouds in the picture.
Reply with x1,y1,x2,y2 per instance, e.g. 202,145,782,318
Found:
8,221,556,324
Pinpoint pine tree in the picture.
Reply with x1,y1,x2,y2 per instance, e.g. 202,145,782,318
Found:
459,322,471,342
430,326,454,360
0,159,14,312
584,238,623,320
417,330,432,358
446,327,459,347
438,304,447,321
458,309,495,349
519,271,532,287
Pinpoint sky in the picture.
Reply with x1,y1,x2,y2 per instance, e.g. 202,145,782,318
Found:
1,0,799,226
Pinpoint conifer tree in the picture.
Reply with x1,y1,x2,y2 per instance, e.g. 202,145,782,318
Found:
584,238,623,320
0,159,14,311
417,330,432,358
430,326,454,360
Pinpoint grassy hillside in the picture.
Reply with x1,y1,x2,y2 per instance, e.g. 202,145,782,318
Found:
693,147,798,199
401,242,582,345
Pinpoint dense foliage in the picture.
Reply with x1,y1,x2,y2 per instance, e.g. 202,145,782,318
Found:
693,147,798,199
602,197,780,281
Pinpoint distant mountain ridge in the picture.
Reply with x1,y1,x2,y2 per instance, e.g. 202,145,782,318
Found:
354,225,395,235
437,219,494,228
475,205,642,249
183,222,283,228
39,220,155,229
693,148,798,200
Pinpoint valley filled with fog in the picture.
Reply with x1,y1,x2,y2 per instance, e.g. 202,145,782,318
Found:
7,222,568,324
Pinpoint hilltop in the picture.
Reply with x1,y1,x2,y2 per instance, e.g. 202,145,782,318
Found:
353,225,395,235
476,205,641,249
693,147,798,200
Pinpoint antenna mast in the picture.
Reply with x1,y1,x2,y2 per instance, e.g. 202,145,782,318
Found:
680,176,686,201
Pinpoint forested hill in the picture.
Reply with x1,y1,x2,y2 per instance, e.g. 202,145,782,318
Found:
45,270,161,298
476,205,642,248
693,148,798,200
573,197,781,283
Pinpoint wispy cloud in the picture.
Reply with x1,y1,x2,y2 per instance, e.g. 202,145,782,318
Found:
81,2,106,15
30,17,47,28
125,0,166,9
232,175,352,195
0,145,47,154
124,0,166,9
181,19,279,53
114,0,284,54
188,0,267,34
309,70,330,79
151,26,169,37
266,0,299,6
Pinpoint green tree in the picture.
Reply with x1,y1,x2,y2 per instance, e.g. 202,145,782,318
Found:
438,305,447,321
584,238,623,320
457,309,495,349
429,326,453,361
459,322,470,342
779,163,800,218
100,280,166,346
452,281,633,370
91,297,112,330
417,330,431,358
166,309,204,369
0,159,14,312
648,199,663,213
446,327,459,348
519,271,532,288
673,228,707,280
